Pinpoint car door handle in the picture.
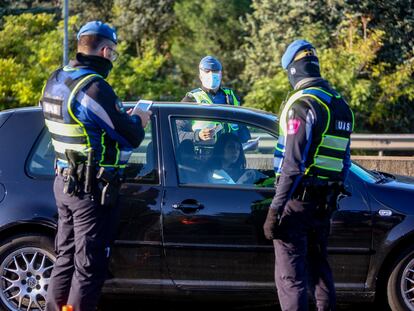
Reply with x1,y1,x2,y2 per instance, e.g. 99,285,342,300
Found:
172,201,204,212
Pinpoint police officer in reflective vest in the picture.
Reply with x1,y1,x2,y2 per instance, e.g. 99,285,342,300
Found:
179,55,250,143
263,40,354,311
40,21,151,311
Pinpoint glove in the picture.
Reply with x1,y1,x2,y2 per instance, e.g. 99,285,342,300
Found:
263,208,279,240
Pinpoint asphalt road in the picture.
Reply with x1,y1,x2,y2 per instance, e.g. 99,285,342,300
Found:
98,299,388,311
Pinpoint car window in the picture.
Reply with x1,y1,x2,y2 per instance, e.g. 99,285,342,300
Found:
27,129,55,177
172,117,276,188
27,120,158,184
124,120,159,184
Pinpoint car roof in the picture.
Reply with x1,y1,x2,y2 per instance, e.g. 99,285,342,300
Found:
1,102,278,122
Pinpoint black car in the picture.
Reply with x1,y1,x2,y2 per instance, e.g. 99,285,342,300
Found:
0,103,413,311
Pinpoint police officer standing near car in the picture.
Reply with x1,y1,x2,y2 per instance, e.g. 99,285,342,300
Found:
263,39,354,311
40,21,151,311
179,55,250,143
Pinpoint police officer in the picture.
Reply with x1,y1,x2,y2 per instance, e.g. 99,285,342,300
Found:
179,55,250,143
263,39,354,311
40,21,151,311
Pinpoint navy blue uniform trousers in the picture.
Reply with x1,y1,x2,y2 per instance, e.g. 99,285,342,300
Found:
274,198,336,311
45,175,117,311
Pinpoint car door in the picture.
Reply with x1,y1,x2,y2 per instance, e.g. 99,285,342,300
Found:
328,163,374,291
160,112,279,293
107,113,170,288
159,108,373,294
27,114,169,290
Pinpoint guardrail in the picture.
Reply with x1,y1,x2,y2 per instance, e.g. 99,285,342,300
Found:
251,133,414,156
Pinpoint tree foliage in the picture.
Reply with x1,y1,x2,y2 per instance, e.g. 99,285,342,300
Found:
112,0,175,56
1,1,414,133
171,0,251,88
0,13,65,109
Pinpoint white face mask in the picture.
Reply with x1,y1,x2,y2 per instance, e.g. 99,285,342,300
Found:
200,70,222,90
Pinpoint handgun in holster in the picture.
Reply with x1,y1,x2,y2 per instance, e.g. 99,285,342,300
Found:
84,149,95,194
63,149,86,196
96,167,120,207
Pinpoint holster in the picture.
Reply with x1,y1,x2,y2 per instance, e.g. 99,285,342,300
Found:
293,182,346,215
96,167,121,207
62,150,86,196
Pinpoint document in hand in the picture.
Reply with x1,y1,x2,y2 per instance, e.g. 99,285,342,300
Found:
132,99,153,115
242,136,260,151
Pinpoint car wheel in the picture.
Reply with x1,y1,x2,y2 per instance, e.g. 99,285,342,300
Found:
0,234,55,311
387,247,414,311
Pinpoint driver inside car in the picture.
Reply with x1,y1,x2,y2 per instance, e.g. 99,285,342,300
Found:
205,133,265,185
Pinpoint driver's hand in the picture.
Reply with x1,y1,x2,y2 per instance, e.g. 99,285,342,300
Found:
198,128,215,141
237,170,256,184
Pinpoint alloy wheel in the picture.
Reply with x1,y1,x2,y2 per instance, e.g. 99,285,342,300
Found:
0,247,55,311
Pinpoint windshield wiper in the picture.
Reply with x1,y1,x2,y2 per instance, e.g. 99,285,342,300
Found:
371,170,394,184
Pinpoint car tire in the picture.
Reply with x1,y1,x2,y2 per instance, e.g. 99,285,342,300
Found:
387,247,414,311
0,233,56,311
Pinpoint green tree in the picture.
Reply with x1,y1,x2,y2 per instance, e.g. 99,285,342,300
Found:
239,0,341,90
171,0,251,90
0,13,71,109
70,0,114,25
108,40,184,101
112,0,175,56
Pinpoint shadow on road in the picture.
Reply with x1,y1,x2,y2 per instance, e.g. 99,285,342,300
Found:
98,298,388,311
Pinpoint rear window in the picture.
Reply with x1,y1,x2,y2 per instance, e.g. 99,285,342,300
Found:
0,111,13,129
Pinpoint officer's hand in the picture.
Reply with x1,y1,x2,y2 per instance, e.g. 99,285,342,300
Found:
263,208,279,240
132,109,152,128
198,128,215,141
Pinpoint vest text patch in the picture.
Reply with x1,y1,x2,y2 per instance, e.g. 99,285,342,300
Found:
43,102,62,117
335,120,352,132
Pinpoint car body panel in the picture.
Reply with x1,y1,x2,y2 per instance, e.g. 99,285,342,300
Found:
0,104,413,304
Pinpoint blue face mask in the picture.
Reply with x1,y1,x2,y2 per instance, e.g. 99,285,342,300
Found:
200,70,222,90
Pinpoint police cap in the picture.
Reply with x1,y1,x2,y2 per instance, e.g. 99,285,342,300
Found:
199,56,222,71
77,21,117,44
281,39,314,70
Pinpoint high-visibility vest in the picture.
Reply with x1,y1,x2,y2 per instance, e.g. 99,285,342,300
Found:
40,66,126,168
189,88,240,133
274,87,354,181
189,88,240,106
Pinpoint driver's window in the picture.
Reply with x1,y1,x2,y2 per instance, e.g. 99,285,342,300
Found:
172,117,276,188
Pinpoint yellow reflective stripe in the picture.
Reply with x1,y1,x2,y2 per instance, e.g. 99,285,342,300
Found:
351,108,355,131
321,135,349,151
67,73,102,148
314,155,343,172
100,164,127,168
223,89,240,106
305,87,333,97
51,139,88,154
115,142,120,165
192,90,213,104
302,94,331,174
100,132,106,165
45,119,84,137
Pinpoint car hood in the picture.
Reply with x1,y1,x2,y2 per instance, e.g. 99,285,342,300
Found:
367,178,414,215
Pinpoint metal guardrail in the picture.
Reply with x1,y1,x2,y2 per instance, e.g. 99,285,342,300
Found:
251,133,414,156
350,134,414,155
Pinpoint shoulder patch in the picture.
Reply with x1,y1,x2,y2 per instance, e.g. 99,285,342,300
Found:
287,118,301,135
